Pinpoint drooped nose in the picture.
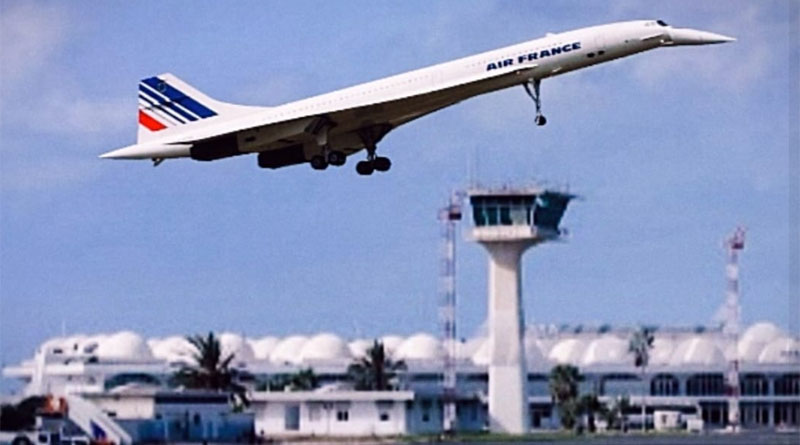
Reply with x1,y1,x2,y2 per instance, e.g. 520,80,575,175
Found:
667,28,736,45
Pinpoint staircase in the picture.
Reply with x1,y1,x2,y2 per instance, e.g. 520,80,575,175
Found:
63,395,132,445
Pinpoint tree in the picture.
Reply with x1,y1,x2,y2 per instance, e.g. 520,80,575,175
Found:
347,340,406,390
577,393,603,433
171,332,247,406
603,396,631,431
628,327,654,432
549,364,580,430
0,397,46,431
262,368,319,392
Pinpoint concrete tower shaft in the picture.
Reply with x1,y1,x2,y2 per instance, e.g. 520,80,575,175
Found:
483,240,532,434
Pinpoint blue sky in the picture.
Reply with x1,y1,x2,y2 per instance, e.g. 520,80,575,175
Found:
1,1,797,381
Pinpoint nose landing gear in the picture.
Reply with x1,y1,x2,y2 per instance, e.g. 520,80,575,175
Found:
523,78,547,126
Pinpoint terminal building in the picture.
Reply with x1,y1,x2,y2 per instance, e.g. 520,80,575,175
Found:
3,322,799,437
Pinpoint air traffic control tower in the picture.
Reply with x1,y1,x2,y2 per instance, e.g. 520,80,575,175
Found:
467,186,574,434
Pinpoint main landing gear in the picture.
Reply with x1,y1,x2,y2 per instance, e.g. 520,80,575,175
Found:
355,125,392,176
523,78,547,126
307,117,347,170
310,149,346,170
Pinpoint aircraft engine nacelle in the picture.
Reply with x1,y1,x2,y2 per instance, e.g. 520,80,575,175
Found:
190,134,241,161
257,145,306,169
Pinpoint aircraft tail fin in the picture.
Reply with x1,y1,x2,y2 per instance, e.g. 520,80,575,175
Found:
136,73,260,143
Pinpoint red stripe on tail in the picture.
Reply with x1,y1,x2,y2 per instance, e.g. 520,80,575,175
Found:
138,110,166,131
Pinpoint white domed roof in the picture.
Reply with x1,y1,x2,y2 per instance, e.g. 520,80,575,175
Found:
758,337,800,364
147,338,162,350
249,336,280,360
739,322,784,363
525,336,548,369
348,339,373,359
380,335,404,355
458,337,485,360
96,331,153,361
151,336,194,363
219,332,255,363
650,338,674,366
395,333,442,361
582,335,629,366
548,338,586,365
299,333,351,362
670,336,725,367
471,339,490,366
741,322,782,345
269,335,308,365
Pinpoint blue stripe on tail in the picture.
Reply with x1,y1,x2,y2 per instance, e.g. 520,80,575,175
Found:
138,85,198,122
141,77,217,118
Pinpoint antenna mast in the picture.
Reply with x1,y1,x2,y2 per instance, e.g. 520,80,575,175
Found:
438,191,462,433
724,227,745,432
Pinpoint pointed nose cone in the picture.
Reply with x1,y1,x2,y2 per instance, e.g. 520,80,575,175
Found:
668,28,736,46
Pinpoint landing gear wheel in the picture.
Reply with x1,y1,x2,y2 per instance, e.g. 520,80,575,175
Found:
373,156,391,172
356,160,374,176
535,115,547,126
327,151,346,166
310,155,328,170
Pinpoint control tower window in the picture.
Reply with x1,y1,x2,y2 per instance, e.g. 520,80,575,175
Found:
656,20,668,27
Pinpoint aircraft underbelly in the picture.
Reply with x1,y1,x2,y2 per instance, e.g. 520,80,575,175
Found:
248,70,528,155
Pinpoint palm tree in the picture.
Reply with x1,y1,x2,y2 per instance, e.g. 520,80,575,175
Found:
603,396,631,431
172,332,247,406
578,393,603,433
628,327,654,432
347,340,406,390
549,364,580,430
264,368,319,391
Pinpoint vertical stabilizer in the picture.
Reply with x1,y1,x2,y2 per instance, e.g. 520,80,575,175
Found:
136,73,262,143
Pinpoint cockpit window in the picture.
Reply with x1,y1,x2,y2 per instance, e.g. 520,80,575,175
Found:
656,20,668,27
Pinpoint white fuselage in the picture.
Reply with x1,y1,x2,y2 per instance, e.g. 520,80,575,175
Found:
101,20,733,166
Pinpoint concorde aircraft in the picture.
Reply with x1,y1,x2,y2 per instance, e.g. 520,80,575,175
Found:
101,20,734,175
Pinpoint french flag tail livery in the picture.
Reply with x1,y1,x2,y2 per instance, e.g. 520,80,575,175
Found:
136,73,260,143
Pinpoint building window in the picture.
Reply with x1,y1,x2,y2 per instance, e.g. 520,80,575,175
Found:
741,402,771,427
651,373,679,396
686,373,725,396
775,401,800,426
775,373,800,396
741,373,769,396
379,412,390,421
336,410,349,422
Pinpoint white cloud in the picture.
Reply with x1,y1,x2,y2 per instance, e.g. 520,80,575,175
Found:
0,4,130,141
37,93,132,136
0,3,69,86
628,4,775,92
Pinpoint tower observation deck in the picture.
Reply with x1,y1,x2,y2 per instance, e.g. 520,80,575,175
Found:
467,186,574,434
